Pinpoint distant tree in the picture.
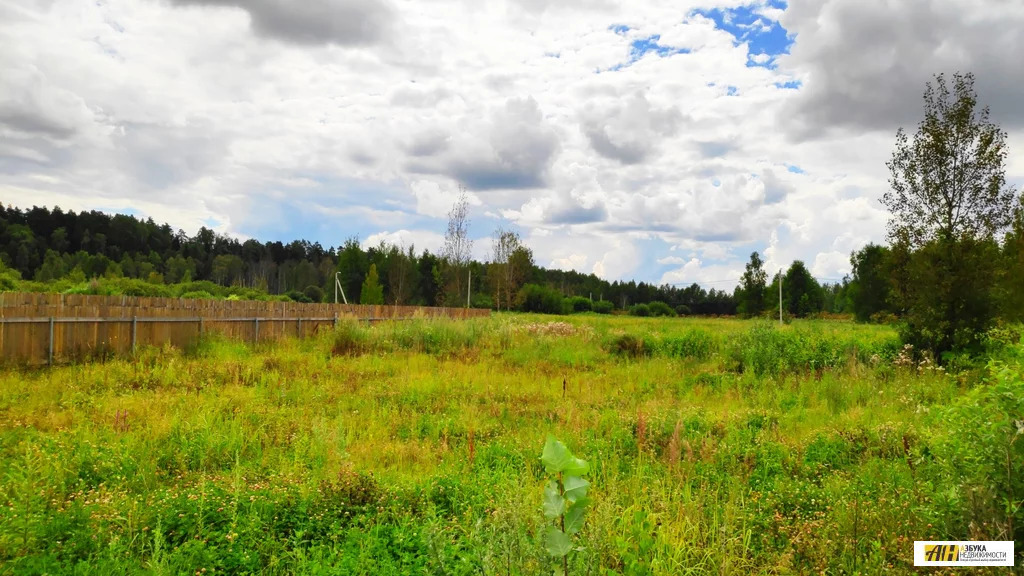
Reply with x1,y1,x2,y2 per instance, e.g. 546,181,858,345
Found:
883,72,1019,356
783,261,823,318
848,244,893,322
489,228,530,311
360,264,384,305
441,187,472,306
737,251,767,317
336,237,368,303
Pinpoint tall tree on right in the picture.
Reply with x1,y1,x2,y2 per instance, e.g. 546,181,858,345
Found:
882,72,1019,356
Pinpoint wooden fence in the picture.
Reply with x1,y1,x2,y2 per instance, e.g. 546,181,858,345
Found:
0,292,490,365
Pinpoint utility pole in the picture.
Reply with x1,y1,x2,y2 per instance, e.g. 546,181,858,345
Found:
779,269,783,325
467,269,472,308
335,272,347,304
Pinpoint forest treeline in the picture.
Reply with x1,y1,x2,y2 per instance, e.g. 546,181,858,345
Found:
0,202,797,315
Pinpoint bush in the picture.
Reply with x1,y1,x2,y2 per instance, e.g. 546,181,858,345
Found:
180,290,215,299
605,333,648,358
174,281,224,298
566,296,592,313
331,320,371,356
647,301,676,317
516,284,565,315
592,300,614,314
935,358,1024,543
303,285,325,303
286,290,313,303
471,292,493,309
656,329,716,360
675,304,691,316
629,303,650,317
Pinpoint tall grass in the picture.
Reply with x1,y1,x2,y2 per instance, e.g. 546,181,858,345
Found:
0,315,1020,573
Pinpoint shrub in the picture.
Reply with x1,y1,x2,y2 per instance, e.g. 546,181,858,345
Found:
656,329,716,360
629,303,650,317
647,301,676,317
592,300,614,314
935,358,1024,542
286,290,313,303
174,281,224,298
567,296,592,313
605,333,648,358
471,292,494,309
303,285,325,303
180,290,215,300
675,304,691,316
331,320,370,356
517,284,565,315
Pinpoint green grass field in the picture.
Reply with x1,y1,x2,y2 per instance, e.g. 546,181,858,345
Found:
1,315,1021,575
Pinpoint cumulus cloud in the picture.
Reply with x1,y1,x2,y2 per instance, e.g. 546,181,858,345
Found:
582,92,684,164
412,97,561,191
780,0,1024,136
166,0,394,46
2,0,1019,286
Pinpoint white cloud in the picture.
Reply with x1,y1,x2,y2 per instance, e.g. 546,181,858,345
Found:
0,0,1019,285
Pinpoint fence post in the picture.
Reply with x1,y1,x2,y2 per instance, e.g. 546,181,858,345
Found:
254,317,259,343
297,317,301,338
48,316,54,366
199,317,204,336
334,313,338,330
131,315,137,354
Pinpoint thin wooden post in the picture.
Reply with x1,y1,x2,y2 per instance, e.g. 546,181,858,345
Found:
131,315,137,354
199,317,204,336
48,316,54,366
254,317,259,343
297,317,301,338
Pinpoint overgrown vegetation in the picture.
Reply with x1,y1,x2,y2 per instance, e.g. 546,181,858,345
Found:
1,314,1021,573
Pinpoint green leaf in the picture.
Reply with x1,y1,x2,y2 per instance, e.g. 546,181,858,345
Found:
544,526,572,558
564,499,588,534
541,436,589,475
563,475,589,502
565,456,589,477
541,436,572,474
542,480,565,520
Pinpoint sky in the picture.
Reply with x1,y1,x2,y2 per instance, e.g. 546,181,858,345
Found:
2,0,1023,288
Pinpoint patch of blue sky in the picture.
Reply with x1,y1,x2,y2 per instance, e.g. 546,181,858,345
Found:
786,164,804,174
234,177,429,248
726,86,738,96
691,1,793,69
603,30,690,72
774,80,802,90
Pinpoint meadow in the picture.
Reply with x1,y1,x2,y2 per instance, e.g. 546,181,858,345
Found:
0,314,1021,575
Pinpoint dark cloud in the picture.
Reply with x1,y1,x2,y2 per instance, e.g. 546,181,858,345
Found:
695,140,733,158
780,0,1024,137
167,0,393,46
114,122,228,190
581,93,683,164
545,198,608,225
0,106,77,139
584,126,649,164
761,169,791,204
412,97,560,191
404,129,450,157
